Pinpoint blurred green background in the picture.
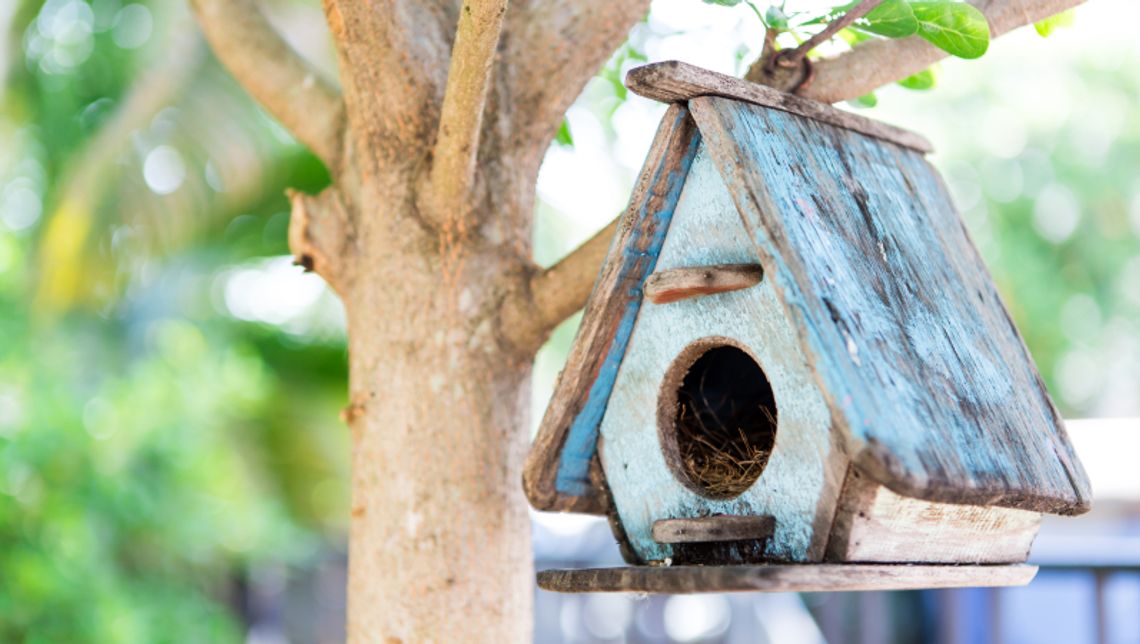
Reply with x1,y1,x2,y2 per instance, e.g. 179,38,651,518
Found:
1,0,1137,641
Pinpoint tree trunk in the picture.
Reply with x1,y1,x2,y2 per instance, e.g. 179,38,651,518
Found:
338,170,539,642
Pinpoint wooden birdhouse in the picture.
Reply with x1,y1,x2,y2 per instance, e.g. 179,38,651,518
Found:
524,62,1092,594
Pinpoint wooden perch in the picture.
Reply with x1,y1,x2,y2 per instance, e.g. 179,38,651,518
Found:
644,264,764,304
652,515,776,544
190,0,345,168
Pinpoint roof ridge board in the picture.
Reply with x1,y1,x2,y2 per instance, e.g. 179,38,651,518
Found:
626,60,933,154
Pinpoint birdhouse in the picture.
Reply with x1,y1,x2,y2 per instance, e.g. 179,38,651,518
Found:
524,62,1092,594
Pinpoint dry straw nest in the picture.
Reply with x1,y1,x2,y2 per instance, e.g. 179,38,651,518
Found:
674,360,777,498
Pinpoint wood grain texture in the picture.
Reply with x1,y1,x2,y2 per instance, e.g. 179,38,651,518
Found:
537,563,1038,594
523,105,701,513
688,96,1091,514
597,145,845,564
627,61,932,153
826,467,1042,564
644,264,763,304
653,515,776,544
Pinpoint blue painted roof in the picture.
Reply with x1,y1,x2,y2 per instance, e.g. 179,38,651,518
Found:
527,83,1090,516
688,95,1089,514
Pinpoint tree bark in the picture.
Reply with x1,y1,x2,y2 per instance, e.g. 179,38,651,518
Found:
341,184,536,641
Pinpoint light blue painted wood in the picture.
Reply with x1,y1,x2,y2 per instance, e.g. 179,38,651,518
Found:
597,143,844,563
690,96,1090,513
551,113,702,498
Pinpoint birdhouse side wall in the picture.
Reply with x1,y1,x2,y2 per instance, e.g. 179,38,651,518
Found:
598,143,847,564
826,466,1042,564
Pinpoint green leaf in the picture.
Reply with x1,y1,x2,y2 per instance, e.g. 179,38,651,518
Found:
1034,9,1075,37
853,0,919,38
897,65,937,90
910,1,990,59
806,1,916,38
555,119,573,148
702,0,744,6
765,6,790,29
849,92,878,108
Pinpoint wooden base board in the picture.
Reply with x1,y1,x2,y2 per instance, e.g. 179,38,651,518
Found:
537,564,1037,594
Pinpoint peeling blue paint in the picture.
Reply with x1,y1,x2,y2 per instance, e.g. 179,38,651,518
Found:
694,99,1090,512
553,117,702,497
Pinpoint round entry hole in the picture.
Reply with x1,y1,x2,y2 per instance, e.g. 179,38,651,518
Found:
662,343,778,499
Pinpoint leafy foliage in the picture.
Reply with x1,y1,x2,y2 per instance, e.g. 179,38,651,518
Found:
0,0,347,640
706,0,1000,96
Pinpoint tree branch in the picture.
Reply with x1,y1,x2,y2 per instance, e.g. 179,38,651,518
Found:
322,1,452,165
501,219,617,354
505,0,650,161
749,0,1084,102
781,0,881,68
426,0,510,229
189,0,345,168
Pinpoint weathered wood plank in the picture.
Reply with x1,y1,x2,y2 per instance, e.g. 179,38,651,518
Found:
627,61,932,154
653,515,776,544
826,467,1042,564
596,144,845,564
537,563,1038,594
688,95,1091,514
523,104,701,513
644,263,763,304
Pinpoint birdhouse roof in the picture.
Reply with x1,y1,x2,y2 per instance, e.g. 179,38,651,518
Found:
523,61,1091,518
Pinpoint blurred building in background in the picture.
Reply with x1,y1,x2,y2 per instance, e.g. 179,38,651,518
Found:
0,0,1138,642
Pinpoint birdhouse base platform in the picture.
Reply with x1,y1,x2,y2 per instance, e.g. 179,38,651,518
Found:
537,563,1037,594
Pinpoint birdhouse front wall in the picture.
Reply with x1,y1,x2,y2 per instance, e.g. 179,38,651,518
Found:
598,144,846,565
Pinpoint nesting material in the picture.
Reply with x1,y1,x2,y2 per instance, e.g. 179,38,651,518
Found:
672,346,778,498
